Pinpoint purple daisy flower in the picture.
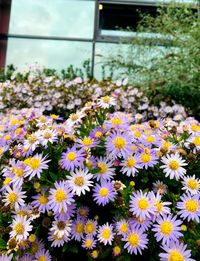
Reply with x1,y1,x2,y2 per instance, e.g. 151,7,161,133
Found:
82,235,97,250
93,181,117,206
159,241,195,261
71,218,85,241
32,192,49,213
122,227,148,255
89,127,105,139
76,136,99,149
152,214,183,246
76,206,90,220
54,203,76,221
129,216,153,232
97,223,114,245
48,181,75,213
138,148,159,169
120,154,142,177
24,153,50,180
93,157,115,182
59,146,85,172
176,192,200,222
34,249,51,261
105,130,133,159
129,190,156,221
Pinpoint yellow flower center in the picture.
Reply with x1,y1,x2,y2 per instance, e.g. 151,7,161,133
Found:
39,116,48,123
38,256,47,261
7,192,18,203
50,114,58,119
169,160,179,170
98,162,108,174
30,158,41,170
27,134,37,144
79,209,86,216
15,128,22,136
103,96,110,103
146,136,155,143
154,201,163,212
161,221,173,235
0,148,3,155
54,190,66,202
99,188,108,197
30,242,39,254
15,223,24,235
85,239,92,248
126,158,136,168
141,153,151,163
3,177,10,186
85,222,95,234
134,130,141,137
70,113,79,122
82,138,93,146
113,246,121,254
16,210,28,216
39,195,49,205
74,176,84,186
4,135,11,141
120,224,128,233
114,137,126,149
44,132,52,139
128,233,139,246
75,223,84,234
137,199,149,210
29,234,36,242
169,251,184,261
193,136,200,146
102,228,110,239
111,118,122,126
92,250,98,258
95,131,102,138
191,124,200,132
54,233,64,241
15,168,24,177
187,180,198,189
185,200,198,212
66,152,76,161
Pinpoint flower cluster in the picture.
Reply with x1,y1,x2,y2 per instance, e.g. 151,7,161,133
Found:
0,66,186,121
0,96,199,260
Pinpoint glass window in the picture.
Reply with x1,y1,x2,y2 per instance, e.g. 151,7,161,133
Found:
6,38,93,72
9,0,95,39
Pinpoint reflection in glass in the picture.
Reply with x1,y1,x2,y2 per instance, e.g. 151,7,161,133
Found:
6,38,92,72
9,0,95,39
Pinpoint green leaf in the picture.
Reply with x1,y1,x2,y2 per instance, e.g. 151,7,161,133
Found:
69,245,78,253
0,238,7,250
49,172,58,182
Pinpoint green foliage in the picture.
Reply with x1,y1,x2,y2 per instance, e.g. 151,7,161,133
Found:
102,1,200,118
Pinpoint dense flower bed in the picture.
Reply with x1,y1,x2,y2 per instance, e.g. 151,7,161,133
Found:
0,96,200,261
0,68,186,121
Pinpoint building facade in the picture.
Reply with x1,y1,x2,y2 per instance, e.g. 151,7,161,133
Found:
0,0,198,79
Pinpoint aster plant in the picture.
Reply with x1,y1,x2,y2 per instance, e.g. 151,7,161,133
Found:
0,95,199,261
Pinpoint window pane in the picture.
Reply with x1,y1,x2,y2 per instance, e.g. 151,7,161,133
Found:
9,0,95,39
6,38,92,72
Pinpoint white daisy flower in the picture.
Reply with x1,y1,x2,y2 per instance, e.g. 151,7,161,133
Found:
67,168,93,196
160,153,187,180
50,219,71,238
24,153,50,180
23,131,41,152
3,185,26,210
181,175,200,195
38,128,58,148
10,215,33,241
97,96,116,109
